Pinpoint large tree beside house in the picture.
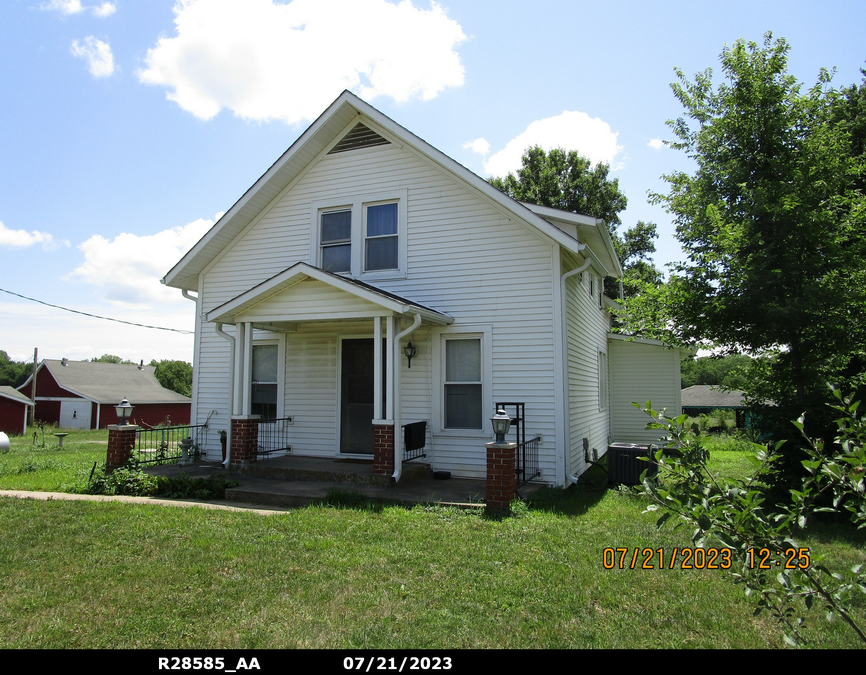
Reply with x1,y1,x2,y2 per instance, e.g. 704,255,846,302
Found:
646,35,866,444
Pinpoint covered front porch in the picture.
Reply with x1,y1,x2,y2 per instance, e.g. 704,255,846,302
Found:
206,263,453,480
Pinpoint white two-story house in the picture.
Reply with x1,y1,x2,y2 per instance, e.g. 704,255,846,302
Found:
162,90,681,487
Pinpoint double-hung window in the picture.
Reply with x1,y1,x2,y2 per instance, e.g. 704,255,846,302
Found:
364,202,398,271
320,209,352,274
252,343,279,420
444,338,482,429
313,190,406,278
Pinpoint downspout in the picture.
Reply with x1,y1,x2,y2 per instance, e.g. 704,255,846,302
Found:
181,288,200,436
560,256,593,486
214,323,235,467
391,313,422,483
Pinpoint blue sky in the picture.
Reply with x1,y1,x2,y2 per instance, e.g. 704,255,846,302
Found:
2,0,864,364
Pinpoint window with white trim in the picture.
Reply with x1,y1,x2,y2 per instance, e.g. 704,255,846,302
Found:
312,190,406,279
364,202,398,271
320,209,352,273
252,343,279,420
444,337,482,429
598,350,608,411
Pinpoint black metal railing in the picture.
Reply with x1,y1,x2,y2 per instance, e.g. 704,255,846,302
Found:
495,402,540,487
136,424,206,465
256,417,292,459
516,436,541,487
403,420,427,462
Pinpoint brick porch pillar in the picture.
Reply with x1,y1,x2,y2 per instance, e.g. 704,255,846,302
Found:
106,424,138,474
230,415,259,471
486,441,517,515
373,421,395,475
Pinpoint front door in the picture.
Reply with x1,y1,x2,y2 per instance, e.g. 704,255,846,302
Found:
340,339,374,454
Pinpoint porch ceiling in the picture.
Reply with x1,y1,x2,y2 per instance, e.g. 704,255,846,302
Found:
206,262,453,326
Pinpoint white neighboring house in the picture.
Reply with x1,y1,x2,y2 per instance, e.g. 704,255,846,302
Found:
162,90,680,486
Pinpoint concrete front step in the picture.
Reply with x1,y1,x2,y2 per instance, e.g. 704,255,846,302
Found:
237,457,430,487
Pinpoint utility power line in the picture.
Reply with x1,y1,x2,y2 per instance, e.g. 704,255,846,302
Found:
0,287,194,335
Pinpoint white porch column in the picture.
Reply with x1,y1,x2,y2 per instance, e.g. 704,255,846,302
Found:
233,322,245,416
385,315,396,420
373,316,383,421
241,321,253,417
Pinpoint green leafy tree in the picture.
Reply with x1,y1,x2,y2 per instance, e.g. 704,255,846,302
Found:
645,34,866,446
151,360,193,398
0,351,30,388
91,354,133,364
680,354,752,389
489,146,662,298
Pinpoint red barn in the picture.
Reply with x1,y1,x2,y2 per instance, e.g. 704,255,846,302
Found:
0,386,34,436
18,359,190,430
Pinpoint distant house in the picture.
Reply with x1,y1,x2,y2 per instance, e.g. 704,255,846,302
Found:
161,90,681,486
17,359,190,430
0,386,34,436
681,384,750,427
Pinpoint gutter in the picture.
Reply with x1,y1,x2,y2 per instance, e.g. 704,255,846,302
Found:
214,323,235,467
560,256,593,486
391,313,422,483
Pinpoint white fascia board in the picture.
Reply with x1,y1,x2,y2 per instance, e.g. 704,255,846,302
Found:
608,333,670,347
521,202,623,278
520,202,598,227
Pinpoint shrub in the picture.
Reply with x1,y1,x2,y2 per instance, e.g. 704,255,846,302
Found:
638,387,866,646
84,462,237,500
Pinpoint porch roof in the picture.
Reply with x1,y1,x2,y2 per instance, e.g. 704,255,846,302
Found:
206,262,453,326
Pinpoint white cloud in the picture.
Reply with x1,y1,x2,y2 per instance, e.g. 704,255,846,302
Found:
71,36,115,77
91,2,116,18
41,0,85,15
69,216,216,306
648,138,664,150
137,0,466,124
463,137,490,156
41,0,116,17
483,110,623,178
0,221,70,250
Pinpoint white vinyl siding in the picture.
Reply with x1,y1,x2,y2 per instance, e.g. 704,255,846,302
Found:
608,336,682,444
563,250,612,479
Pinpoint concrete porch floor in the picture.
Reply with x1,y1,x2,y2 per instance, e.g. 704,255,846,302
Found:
144,455,544,509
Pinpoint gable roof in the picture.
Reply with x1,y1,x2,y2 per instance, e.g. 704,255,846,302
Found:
0,386,33,406
680,385,745,409
207,262,453,326
162,90,618,292
19,360,191,405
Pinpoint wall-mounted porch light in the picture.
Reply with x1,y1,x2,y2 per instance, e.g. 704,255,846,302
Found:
115,398,134,425
403,341,417,369
491,407,512,443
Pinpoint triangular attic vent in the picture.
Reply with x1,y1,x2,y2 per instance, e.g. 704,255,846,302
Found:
328,123,390,154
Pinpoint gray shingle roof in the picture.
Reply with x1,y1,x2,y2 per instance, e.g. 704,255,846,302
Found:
36,360,191,405
681,385,745,409
0,386,34,405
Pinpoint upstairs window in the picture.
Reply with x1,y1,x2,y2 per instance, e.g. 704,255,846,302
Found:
312,189,406,279
365,202,398,271
320,209,352,274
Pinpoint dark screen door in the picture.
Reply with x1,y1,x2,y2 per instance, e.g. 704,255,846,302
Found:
340,339,374,454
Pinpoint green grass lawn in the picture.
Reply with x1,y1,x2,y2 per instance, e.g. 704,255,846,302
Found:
0,433,863,649
0,428,107,492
